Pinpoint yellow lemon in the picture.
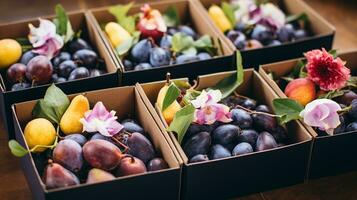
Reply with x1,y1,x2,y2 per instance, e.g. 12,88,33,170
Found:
24,118,57,153
0,39,22,68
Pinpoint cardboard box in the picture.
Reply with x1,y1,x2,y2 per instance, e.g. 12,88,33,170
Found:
137,69,312,199
0,12,119,139
259,50,357,179
194,0,335,68
12,86,181,200
88,0,235,86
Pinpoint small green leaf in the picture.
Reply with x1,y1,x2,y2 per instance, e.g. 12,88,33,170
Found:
167,104,195,144
162,83,181,111
108,3,137,34
281,76,294,82
209,51,244,98
286,12,309,23
328,49,338,59
32,84,70,124
182,46,197,55
221,2,236,26
163,6,180,27
171,33,195,53
273,98,304,124
115,37,134,56
8,140,28,157
193,35,217,55
54,4,74,43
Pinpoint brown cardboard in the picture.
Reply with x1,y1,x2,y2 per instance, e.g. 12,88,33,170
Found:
88,0,235,85
259,50,357,179
193,0,335,67
138,69,313,199
0,11,119,139
12,86,181,200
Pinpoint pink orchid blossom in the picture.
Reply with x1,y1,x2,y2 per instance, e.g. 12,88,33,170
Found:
28,18,64,59
80,102,123,137
191,90,232,125
300,99,341,135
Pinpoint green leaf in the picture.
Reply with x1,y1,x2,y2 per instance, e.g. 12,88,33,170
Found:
8,140,28,157
221,2,236,26
281,76,294,82
286,12,309,23
273,98,304,124
108,3,137,34
328,49,338,59
171,33,195,53
182,46,197,55
162,83,181,111
115,37,134,56
167,104,195,144
209,51,244,98
54,4,74,43
32,84,70,124
193,35,217,55
163,6,180,27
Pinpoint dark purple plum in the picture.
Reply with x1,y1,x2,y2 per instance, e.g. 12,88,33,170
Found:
177,25,197,38
149,47,170,67
134,63,152,70
175,54,199,64
67,38,92,54
7,63,27,83
147,158,168,171
52,52,71,70
130,39,152,63
212,124,240,146
189,154,209,163
26,55,53,84
127,132,155,163
252,113,277,132
58,60,77,78
183,131,211,159
11,82,30,91
232,142,253,156
53,140,83,173
122,120,144,134
64,134,87,146
255,104,271,113
197,52,212,60
231,108,253,129
241,98,257,110
20,51,38,65
68,67,90,80
256,132,278,151
73,49,98,68
210,144,231,160
237,129,259,147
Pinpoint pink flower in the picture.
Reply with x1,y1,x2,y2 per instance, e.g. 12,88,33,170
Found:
28,19,64,59
80,102,123,137
304,48,350,91
300,99,341,135
192,90,232,125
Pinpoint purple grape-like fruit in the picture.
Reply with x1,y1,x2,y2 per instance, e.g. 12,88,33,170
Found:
7,63,27,83
26,55,53,84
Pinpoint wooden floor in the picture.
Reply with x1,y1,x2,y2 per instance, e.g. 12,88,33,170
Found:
1,0,357,199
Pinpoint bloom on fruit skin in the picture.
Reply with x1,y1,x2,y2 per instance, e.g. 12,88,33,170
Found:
28,18,64,59
300,99,341,135
304,48,350,91
80,102,123,137
191,90,232,125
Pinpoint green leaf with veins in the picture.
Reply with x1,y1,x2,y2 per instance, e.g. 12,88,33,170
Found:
328,49,338,59
54,4,74,43
32,84,70,124
221,2,236,26
162,83,181,111
8,140,28,157
171,33,195,53
163,6,180,27
273,98,304,124
318,89,347,99
108,3,137,34
167,104,196,144
209,51,244,98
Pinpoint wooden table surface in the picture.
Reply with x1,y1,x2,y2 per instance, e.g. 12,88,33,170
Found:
1,0,357,199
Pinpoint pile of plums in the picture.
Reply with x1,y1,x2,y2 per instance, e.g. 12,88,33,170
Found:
36,118,168,189
183,95,289,163
7,38,106,91
122,25,214,71
226,22,309,50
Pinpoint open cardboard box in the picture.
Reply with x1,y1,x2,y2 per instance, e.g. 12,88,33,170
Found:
0,11,119,140
88,0,235,86
137,69,312,199
193,0,335,68
12,86,181,200
259,50,357,179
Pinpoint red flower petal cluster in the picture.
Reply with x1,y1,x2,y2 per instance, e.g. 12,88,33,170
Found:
304,48,350,91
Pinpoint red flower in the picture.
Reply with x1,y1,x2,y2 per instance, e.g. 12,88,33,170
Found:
304,48,350,91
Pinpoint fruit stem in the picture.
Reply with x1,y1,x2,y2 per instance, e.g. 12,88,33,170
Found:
147,37,158,47
48,159,53,165
338,105,352,115
166,73,171,84
234,104,279,118
31,79,36,87
111,136,130,153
